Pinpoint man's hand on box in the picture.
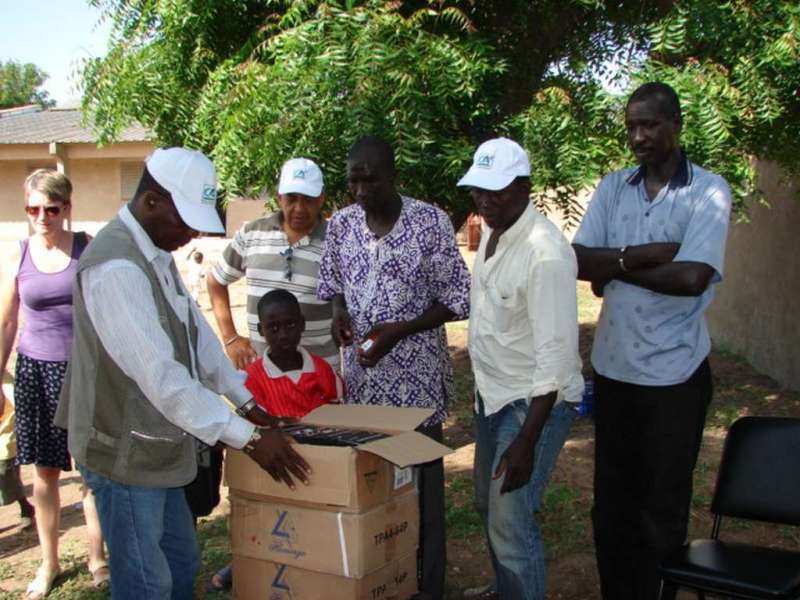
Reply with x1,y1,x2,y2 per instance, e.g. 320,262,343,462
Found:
357,322,407,368
247,429,311,489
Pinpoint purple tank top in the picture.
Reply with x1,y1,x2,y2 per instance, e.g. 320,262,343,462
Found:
17,232,88,362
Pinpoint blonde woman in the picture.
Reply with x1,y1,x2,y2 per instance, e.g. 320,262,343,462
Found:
0,170,107,598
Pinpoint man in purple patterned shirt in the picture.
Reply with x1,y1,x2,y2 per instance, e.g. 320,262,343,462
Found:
317,136,471,600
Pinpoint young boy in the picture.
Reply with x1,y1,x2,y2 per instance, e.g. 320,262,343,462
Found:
207,289,342,593
245,289,343,416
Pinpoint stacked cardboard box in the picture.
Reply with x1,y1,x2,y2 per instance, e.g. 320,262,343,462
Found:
225,405,452,600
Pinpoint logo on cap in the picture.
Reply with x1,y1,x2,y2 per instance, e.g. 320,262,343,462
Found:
476,153,495,169
292,169,306,180
201,185,217,206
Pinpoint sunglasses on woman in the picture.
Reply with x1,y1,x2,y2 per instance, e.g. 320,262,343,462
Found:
25,204,67,217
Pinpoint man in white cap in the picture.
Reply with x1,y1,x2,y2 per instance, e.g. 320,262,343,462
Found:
55,148,310,599
208,157,338,374
457,138,583,600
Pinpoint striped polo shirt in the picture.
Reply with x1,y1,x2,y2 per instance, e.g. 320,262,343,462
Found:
211,213,338,368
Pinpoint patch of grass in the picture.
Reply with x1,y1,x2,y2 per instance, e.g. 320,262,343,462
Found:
446,503,484,539
450,368,475,428
446,474,483,539
196,515,232,599
707,403,748,429
0,561,13,580
691,492,711,509
577,282,602,324
0,553,111,600
728,518,755,531
541,482,589,559
779,526,800,544
690,459,715,510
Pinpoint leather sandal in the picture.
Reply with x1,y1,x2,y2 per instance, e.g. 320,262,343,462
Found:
89,563,110,590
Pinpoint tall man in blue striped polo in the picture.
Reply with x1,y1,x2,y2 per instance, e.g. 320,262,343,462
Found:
573,82,732,600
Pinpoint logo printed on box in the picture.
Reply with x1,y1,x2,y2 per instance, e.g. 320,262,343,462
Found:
270,563,292,599
269,511,306,560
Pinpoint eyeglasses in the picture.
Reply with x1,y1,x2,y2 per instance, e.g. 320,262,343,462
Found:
25,204,66,218
280,247,294,281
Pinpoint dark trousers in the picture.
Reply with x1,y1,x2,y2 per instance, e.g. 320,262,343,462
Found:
592,359,712,600
418,423,446,599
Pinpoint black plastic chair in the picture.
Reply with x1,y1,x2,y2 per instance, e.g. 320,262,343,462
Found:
658,416,800,600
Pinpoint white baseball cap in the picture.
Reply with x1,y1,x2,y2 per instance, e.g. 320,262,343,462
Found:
457,137,531,191
145,147,224,234
278,158,324,197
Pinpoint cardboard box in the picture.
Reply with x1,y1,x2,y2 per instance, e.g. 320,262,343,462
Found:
226,405,451,511
230,490,419,578
232,552,418,600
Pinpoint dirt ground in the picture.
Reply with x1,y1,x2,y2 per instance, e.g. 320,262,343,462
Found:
1,240,799,599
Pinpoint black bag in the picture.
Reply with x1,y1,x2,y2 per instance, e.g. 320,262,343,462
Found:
184,446,224,518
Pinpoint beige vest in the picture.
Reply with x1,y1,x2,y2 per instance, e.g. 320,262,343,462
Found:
55,217,199,487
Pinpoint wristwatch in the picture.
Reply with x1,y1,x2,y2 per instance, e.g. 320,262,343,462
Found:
235,398,257,418
243,427,263,454
619,245,629,272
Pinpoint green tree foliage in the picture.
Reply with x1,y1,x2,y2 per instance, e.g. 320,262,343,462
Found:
82,1,800,224
0,60,55,109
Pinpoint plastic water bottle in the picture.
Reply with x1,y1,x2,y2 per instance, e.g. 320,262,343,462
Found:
578,378,594,417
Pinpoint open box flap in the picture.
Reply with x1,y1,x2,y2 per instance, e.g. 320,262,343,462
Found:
301,404,434,434
357,431,452,467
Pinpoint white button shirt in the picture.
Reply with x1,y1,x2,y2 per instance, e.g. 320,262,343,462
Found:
80,206,255,449
469,204,584,416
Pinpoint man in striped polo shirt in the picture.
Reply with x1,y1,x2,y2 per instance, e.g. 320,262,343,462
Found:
208,158,338,371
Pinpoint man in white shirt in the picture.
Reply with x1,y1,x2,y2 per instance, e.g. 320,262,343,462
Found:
56,148,309,600
457,138,583,600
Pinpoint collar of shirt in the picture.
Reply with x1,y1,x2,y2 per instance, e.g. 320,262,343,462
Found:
477,203,538,276
266,212,327,248
262,345,314,383
625,149,694,190
118,205,175,273
357,196,410,245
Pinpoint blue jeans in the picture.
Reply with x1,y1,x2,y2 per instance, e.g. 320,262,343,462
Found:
474,395,576,600
79,465,200,600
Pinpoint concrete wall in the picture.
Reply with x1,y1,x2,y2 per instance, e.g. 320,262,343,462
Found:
225,197,268,237
0,142,153,240
707,161,800,390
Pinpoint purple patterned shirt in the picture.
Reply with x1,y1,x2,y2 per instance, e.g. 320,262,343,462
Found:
317,196,471,424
